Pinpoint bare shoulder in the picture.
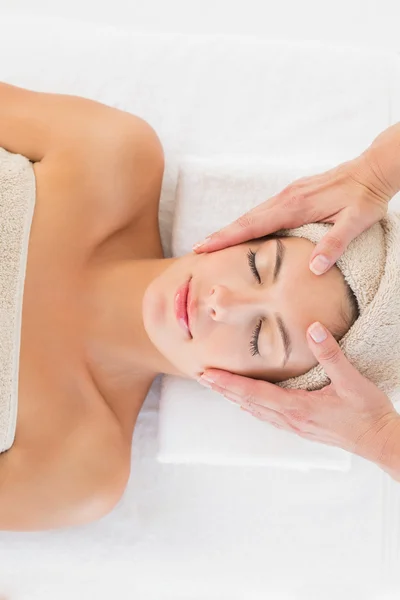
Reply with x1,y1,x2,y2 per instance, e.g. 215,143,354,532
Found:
0,81,165,170
31,113,165,251
0,372,157,531
0,405,130,531
0,82,165,227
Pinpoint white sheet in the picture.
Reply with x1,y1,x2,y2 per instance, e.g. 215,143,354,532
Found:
0,13,399,600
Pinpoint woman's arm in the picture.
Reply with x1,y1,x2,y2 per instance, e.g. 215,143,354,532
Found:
0,82,164,235
0,81,163,163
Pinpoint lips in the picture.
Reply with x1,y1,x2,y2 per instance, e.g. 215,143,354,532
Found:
175,278,192,337
187,278,193,336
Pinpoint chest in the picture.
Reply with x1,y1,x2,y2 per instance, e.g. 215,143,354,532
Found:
13,164,163,453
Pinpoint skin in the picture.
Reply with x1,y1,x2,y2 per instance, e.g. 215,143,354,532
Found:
85,235,354,401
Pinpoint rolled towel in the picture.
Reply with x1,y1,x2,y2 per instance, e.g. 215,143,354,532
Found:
0,148,36,453
279,215,400,396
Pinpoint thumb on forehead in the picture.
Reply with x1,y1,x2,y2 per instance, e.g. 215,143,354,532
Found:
307,322,362,389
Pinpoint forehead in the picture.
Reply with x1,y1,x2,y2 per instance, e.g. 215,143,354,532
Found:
262,236,347,309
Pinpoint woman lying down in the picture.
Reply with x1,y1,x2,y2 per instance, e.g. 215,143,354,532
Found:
0,82,398,532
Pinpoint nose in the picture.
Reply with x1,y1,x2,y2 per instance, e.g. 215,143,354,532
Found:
207,284,264,323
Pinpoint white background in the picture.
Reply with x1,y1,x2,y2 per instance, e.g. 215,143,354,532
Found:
2,0,400,53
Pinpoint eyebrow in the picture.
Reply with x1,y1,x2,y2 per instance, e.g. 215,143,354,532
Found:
273,238,285,282
272,239,292,367
276,315,292,368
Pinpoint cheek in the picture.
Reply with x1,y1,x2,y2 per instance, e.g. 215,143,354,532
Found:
198,329,248,371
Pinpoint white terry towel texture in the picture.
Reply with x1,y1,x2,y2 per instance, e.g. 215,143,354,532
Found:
0,148,36,453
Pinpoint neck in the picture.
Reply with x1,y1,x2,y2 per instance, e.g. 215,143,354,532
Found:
83,257,185,397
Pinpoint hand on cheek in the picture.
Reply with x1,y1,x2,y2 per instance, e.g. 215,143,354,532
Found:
197,322,400,463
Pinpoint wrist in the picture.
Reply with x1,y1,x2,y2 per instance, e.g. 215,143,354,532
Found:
363,123,400,199
374,415,400,482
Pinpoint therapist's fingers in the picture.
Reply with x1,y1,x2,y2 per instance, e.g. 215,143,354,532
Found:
197,367,301,414
198,323,360,411
306,321,365,391
198,322,361,408
192,198,312,254
308,210,376,275
191,171,333,254
192,205,280,253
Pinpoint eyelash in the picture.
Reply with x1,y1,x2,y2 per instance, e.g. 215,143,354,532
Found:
247,249,261,283
247,249,263,357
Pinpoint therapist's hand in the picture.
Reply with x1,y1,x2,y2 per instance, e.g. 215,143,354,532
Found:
197,322,400,466
192,151,393,275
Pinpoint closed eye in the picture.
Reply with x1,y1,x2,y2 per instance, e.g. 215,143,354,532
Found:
247,239,292,366
247,249,261,284
247,248,263,356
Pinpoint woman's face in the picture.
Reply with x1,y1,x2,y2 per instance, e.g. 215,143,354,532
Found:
143,236,352,381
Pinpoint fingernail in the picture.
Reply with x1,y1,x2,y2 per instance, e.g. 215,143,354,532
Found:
308,322,327,343
310,255,330,275
197,374,215,385
193,236,212,250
